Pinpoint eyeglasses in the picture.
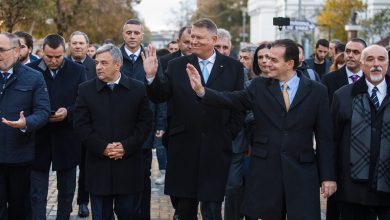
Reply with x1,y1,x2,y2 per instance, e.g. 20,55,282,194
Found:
0,47,16,53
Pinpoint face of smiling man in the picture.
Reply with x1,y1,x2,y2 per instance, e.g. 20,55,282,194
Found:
361,45,389,86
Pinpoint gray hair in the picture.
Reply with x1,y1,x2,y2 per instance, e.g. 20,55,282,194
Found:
70,31,89,44
217,28,231,42
192,18,218,35
360,44,389,63
96,44,123,66
0,32,21,48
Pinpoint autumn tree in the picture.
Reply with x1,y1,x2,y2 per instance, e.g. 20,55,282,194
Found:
317,0,365,42
193,0,249,47
0,0,42,32
360,8,390,44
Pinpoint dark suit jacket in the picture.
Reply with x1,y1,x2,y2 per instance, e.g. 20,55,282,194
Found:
0,62,50,164
28,58,87,171
81,56,96,80
331,75,390,206
146,51,244,202
120,44,166,149
74,75,153,195
201,73,335,219
159,50,181,73
321,65,349,105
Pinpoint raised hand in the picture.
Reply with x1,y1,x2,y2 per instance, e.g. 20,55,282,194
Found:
2,111,27,129
186,63,205,96
141,44,158,79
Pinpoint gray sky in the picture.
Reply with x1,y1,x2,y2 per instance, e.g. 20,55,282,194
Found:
134,0,195,31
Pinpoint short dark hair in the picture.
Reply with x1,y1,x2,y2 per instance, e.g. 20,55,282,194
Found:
335,43,345,54
252,43,272,75
167,41,177,47
296,43,304,51
178,26,191,40
14,31,33,50
123,18,144,31
43,34,65,50
192,18,217,35
349,38,367,48
315,39,329,48
271,39,299,69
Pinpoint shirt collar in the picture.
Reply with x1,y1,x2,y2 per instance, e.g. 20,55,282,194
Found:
346,67,363,78
279,72,299,89
107,73,121,85
124,46,141,58
366,78,387,95
71,56,87,63
197,50,216,64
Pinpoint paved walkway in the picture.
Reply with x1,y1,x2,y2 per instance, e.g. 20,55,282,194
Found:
46,150,327,219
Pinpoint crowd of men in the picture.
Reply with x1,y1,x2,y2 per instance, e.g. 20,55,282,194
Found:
0,16,389,220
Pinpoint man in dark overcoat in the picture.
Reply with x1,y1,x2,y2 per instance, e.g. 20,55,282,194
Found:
142,18,244,220
74,43,153,219
28,34,86,219
331,45,390,220
187,39,337,220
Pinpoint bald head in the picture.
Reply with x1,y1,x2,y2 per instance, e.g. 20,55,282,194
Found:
361,45,388,85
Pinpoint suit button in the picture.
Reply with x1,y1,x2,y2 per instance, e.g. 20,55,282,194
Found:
283,132,288,136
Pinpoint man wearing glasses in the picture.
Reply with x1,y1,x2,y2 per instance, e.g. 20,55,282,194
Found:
0,32,50,220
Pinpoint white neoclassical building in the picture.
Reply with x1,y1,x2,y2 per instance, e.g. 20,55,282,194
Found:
247,0,390,43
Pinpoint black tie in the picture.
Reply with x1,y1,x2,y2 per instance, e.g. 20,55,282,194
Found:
129,54,136,64
371,87,380,110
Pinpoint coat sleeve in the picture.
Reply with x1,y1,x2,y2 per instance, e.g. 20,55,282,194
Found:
120,89,153,156
314,87,336,182
66,68,87,124
25,73,50,133
74,86,109,157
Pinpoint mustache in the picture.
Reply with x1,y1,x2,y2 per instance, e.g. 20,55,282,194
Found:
370,66,382,73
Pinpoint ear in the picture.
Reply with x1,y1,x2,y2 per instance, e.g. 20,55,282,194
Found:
211,35,218,44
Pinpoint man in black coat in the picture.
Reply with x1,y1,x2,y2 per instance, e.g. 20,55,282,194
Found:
143,18,244,220
0,32,50,220
187,39,337,220
331,45,390,220
120,18,167,220
68,30,96,218
74,43,153,219
322,38,367,105
28,34,87,219
321,38,366,220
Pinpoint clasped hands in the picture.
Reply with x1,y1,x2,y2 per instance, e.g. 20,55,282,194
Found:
103,142,125,160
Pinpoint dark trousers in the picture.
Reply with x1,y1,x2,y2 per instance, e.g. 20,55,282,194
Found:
0,164,31,220
31,167,76,220
340,202,390,220
224,152,244,220
90,192,142,220
141,149,152,220
326,194,340,220
77,144,89,205
176,197,222,220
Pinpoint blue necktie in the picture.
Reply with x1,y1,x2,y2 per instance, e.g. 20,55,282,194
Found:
371,87,380,110
1,72,9,84
129,54,136,64
200,60,210,83
107,83,116,91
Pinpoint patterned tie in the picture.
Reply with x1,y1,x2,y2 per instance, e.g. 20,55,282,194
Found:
282,83,290,111
107,83,116,91
51,69,58,78
350,74,360,83
129,54,136,64
371,87,380,110
200,60,210,83
1,72,9,84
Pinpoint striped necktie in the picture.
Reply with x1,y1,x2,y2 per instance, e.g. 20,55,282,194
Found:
371,87,380,110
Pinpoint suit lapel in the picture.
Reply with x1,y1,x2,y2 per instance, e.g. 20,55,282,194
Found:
266,80,286,111
206,53,224,86
337,67,349,87
289,76,311,111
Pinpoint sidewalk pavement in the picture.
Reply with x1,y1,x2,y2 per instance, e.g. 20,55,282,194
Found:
46,150,327,220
